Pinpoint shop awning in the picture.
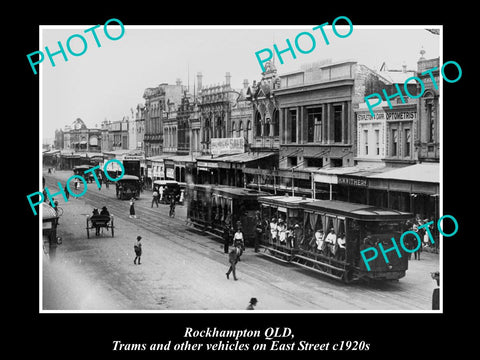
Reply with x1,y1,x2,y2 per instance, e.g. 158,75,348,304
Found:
218,152,275,164
367,163,440,184
312,164,388,184
196,152,275,164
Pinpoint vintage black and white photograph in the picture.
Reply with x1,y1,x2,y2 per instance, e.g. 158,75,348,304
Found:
38,24,444,312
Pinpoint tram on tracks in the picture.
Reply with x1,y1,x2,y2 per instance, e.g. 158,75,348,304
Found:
258,195,413,283
186,184,269,245
115,175,142,200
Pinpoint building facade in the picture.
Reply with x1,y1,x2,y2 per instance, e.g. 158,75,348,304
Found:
143,83,184,157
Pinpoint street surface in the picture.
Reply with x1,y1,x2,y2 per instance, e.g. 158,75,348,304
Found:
41,170,439,311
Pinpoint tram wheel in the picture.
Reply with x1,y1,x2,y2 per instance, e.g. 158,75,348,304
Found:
342,269,354,284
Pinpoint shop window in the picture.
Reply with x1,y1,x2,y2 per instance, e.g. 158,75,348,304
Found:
375,129,380,155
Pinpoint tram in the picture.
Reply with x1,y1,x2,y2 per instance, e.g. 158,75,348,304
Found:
258,196,413,283
115,175,141,200
186,184,269,245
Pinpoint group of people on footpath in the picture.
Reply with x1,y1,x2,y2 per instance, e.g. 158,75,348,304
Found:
403,216,437,261
151,186,177,217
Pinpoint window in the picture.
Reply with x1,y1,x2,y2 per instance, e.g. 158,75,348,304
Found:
330,158,342,167
307,107,322,143
391,129,398,156
239,121,244,139
264,119,270,137
333,105,343,142
288,156,297,167
231,121,236,137
404,128,411,157
363,130,368,155
255,111,262,136
272,110,279,137
427,102,435,142
247,121,252,143
375,129,380,155
305,157,323,168
289,109,297,143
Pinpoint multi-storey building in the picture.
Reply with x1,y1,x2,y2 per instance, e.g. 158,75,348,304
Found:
63,118,101,153
268,60,391,196
143,83,184,157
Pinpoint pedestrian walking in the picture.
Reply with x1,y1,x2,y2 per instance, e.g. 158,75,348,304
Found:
64,184,70,200
254,211,262,253
134,236,142,265
431,271,440,310
226,246,240,281
233,228,245,261
129,197,137,218
159,186,164,203
246,297,258,310
169,196,176,217
151,188,159,208
223,221,232,254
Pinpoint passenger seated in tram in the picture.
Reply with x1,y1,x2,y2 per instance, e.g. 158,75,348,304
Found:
277,219,287,245
324,228,337,257
269,218,278,243
314,229,325,253
336,233,346,260
292,223,303,249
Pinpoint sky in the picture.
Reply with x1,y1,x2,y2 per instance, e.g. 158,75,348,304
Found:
40,25,441,143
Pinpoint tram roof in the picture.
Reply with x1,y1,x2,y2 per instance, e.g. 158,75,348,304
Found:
191,184,269,198
117,175,140,181
42,202,58,220
258,195,314,208
302,199,413,221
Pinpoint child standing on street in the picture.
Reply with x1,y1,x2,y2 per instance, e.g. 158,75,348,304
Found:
129,197,137,218
134,236,142,265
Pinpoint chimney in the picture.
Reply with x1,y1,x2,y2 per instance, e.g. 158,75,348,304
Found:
196,72,203,94
402,61,407,73
176,78,182,86
225,72,231,86
243,79,249,90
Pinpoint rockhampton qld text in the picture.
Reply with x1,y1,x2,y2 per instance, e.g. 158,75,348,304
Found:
112,327,370,352
361,214,459,271
27,159,125,216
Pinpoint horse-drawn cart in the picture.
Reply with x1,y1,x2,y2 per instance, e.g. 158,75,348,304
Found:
86,214,114,238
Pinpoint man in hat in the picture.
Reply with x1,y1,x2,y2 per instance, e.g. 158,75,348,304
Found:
246,297,258,310
324,228,337,257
